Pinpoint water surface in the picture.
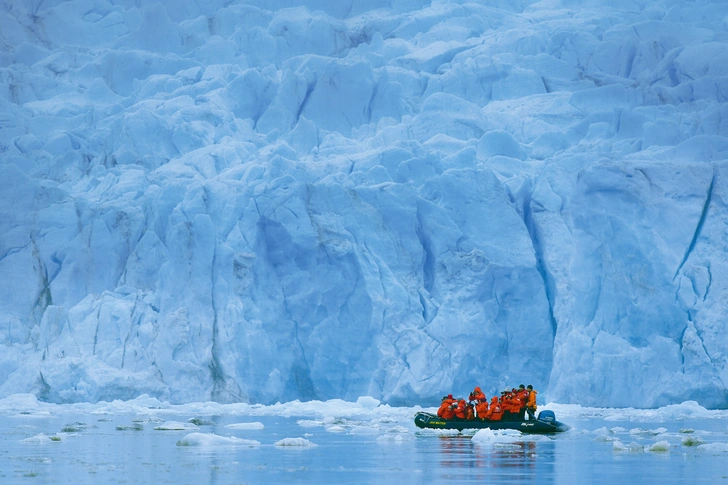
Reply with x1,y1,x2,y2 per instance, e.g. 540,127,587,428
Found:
2,407,727,484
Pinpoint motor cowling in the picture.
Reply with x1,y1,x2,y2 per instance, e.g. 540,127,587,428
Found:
537,410,556,423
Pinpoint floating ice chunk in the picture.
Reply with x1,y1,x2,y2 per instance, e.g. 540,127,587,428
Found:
325,425,347,433
188,418,214,426
116,423,144,431
154,421,199,431
416,428,461,437
472,428,523,446
21,433,60,444
349,425,380,435
592,427,616,442
697,443,728,454
176,433,259,447
627,442,644,452
225,422,264,430
648,441,671,452
681,436,705,447
377,433,405,442
629,427,667,436
297,419,323,428
61,422,89,432
610,427,627,433
274,437,317,447
355,396,381,409
612,440,627,451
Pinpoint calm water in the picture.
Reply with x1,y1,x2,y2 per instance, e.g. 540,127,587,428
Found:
2,412,727,484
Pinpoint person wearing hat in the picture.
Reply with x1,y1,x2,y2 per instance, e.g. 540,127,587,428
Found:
526,385,538,420
501,387,515,421
438,394,458,420
437,396,451,418
517,384,529,420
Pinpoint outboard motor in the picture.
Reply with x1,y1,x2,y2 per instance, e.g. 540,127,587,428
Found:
537,410,556,423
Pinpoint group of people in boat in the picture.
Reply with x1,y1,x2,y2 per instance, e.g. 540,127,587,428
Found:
437,384,537,422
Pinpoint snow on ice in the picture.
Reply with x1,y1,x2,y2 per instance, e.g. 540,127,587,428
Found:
1,0,728,408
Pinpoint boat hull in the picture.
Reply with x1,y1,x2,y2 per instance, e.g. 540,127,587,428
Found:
414,411,570,434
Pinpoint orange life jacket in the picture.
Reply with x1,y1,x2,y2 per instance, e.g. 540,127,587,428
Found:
488,400,504,421
475,399,489,419
471,387,485,401
442,399,457,420
437,401,450,418
454,399,467,419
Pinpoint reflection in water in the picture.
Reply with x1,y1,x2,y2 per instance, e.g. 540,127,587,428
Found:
426,435,554,483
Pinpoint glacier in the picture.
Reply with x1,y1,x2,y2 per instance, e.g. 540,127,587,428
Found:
1,0,727,408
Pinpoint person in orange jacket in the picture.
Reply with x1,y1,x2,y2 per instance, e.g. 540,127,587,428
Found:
501,389,515,421
486,396,503,421
454,398,468,420
475,398,489,420
470,386,485,402
437,396,451,418
517,384,529,420
526,385,538,420
441,394,457,420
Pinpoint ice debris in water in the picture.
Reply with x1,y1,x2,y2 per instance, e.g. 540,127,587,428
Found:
592,427,617,442
274,437,317,447
224,422,265,430
154,421,199,431
21,433,61,444
472,428,523,446
115,423,144,431
61,422,89,432
697,443,728,454
628,427,667,436
176,433,260,447
377,433,406,442
613,440,644,452
682,436,705,447
188,418,215,426
297,419,323,428
648,441,671,452
355,396,381,410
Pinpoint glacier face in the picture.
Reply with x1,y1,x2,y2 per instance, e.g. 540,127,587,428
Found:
1,0,727,407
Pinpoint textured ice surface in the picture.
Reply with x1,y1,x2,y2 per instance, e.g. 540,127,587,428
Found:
176,432,259,446
225,421,265,430
1,0,728,408
274,437,317,446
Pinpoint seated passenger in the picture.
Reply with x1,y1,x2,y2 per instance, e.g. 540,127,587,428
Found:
470,386,485,402
517,384,529,420
440,394,457,420
475,398,489,420
454,399,468,420
486,396,503,421
500,389,514,421
466,402,476,420
437,396,450,418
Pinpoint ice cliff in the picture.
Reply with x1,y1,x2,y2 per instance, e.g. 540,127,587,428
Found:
1,0,727,407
